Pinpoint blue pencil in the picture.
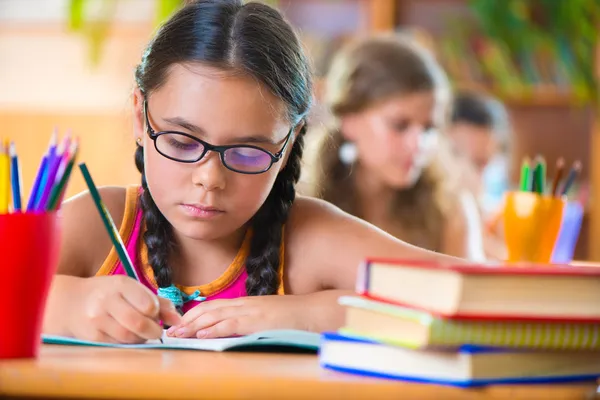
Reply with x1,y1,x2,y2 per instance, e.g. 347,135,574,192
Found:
26,154,48,212
9,142,22,212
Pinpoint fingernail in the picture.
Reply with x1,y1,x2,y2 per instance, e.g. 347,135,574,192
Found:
175,328,187,337
196,330,207,339
166,326,176,335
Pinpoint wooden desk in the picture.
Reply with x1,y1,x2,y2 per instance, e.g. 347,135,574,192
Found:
0,345,598,400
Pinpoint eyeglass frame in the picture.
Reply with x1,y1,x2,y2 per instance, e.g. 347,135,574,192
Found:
142,100,295,175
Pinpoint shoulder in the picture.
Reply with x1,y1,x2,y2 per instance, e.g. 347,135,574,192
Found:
282,196,412,293
57,186,134,277
287,195,350,236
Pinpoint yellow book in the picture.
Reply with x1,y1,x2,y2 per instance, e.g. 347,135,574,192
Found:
339,296,600,351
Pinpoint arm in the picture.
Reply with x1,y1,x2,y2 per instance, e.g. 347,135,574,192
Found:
42,187,180,342
43,187,125,335
441,191,486,261
280,197,471,333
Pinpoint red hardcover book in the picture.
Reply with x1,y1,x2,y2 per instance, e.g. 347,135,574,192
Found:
356,258,600,322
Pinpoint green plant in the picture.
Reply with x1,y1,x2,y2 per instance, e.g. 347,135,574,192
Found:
468,0,600,103
68,0,185,65
68,0,281,65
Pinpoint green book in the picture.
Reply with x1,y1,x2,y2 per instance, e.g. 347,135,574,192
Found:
42,329,320,352
339,296,600,351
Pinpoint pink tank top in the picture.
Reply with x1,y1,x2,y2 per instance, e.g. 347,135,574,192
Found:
95,186,285,313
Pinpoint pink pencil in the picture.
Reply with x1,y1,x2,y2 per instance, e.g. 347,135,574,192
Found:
55,132,72,182
56,138,79,206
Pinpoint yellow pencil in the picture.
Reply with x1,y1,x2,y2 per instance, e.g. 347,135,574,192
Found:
0,139,9,213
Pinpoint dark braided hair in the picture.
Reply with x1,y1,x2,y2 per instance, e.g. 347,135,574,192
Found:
133,0,312,295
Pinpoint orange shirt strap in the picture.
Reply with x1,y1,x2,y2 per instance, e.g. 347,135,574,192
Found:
95,185,140,276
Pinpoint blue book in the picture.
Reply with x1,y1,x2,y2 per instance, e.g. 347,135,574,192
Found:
319,332,600,388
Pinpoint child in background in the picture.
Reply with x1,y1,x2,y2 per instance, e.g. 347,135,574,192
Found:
42,0,463,344
304,35,485,260
448,90,511,260
448,90,511,216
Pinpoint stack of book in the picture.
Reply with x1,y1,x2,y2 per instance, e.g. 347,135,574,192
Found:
319,259,600,387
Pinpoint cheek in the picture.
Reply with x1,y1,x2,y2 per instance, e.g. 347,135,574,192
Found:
227,170,279,217
355,121,394,166
143,147,188,201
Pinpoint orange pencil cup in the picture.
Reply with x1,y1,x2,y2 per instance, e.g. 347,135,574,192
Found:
503,191,565,264
0,212,61,359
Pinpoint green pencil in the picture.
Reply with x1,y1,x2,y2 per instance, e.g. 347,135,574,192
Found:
79,162,139,281
534,155,546,194
519,157,531,191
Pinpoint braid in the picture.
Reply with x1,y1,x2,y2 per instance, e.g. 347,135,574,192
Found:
135,145,175,288
245,125,306,296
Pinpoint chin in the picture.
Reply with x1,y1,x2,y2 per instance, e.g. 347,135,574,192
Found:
385,168,421,190
171,218,238,241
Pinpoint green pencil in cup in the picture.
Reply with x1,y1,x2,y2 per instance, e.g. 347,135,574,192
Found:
533,155,546,195
78,162,140,281
519,157,532,192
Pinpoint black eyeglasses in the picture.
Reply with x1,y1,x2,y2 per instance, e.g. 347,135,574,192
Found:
143,101,293,174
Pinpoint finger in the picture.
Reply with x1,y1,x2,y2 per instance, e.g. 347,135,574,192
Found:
92,312,147,344
195,317,254,339
117,277,160,319
171,306,245,338
84,330,121,344
106,292,163,340
179,298,244,325
158,297,182,327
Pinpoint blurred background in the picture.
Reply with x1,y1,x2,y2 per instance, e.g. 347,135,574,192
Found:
0,0,598,260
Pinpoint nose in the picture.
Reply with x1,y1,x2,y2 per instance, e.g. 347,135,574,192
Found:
191,151,227,191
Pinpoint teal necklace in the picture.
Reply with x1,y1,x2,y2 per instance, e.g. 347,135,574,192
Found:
157,284,206,311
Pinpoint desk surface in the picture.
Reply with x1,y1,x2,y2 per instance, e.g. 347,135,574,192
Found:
0,345,598,400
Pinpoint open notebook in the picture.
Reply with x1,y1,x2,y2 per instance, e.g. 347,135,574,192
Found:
42,329,320,352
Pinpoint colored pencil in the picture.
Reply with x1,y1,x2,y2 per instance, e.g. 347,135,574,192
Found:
531,155,546,194
534,155,546,194
78,162,139,280
26,154,48,212
519,157,531,191
32,132,57,209
35,139,66,211
551,158,565,197
561,161,582,197
0,140,9,213
9,142,22,212
47,140,78,211
54,133,72,183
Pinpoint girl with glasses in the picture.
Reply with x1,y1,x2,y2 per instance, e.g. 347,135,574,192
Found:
43,0,463,344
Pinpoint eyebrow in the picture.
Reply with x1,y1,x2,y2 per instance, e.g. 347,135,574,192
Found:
162,116,279,145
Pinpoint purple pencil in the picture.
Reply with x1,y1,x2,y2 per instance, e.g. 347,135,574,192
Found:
30,130,57,209
35,139,66,211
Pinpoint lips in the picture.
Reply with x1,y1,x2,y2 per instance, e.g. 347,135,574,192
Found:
184,203,223,212
180,203,225,219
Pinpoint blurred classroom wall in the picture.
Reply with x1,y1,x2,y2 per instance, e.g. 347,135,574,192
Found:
0,0,154,200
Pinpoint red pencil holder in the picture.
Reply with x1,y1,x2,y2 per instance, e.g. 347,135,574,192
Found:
0,212,61,359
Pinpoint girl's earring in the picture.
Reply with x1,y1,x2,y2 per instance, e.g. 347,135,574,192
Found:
338,141,357,165
136,138,142,146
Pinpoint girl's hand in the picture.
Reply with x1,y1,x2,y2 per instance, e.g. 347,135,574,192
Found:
166,295,309,339
68,275,181,343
